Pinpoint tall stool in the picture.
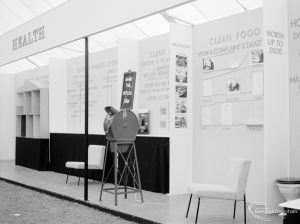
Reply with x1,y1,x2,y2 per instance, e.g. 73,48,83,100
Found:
100,140,143,206
100,107,143,206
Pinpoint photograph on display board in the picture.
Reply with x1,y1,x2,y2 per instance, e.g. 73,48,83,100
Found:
227,78,240,94
175,114,187,128
160,120,167,128
138,110,149,134
175,55,187,83
175,99,187,113
203,57,215,71
176,85,187,98
250,49,264,64
160,107,167,115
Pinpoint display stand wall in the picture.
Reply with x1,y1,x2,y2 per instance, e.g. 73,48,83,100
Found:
14,67,50,171
263,0,300,210
48,38,171,193
288,0,300,179
16,80,49,138
65,48,118,134
117,39,139,113
47,28,194,194
263,0,289,210
0,66,49,161
169,23,193,194
49,58,68,133
0,73,15,160
139,34,170,136
193,9,264,203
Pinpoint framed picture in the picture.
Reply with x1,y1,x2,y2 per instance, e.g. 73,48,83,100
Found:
176,55,187,83
203,57,215,71
250,49,264,64
176,85,187,98
227,79,240,94
175,99,187,113
175,114,187,128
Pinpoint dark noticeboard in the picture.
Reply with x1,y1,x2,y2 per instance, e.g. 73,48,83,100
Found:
120,70,136,110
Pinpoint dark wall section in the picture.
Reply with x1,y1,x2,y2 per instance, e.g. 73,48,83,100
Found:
16,137,49,171
49,133,169,194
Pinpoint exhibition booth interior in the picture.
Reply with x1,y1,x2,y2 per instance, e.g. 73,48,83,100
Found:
0,0,299,223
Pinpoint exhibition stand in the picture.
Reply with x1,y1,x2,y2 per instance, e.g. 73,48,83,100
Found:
0,0,300,223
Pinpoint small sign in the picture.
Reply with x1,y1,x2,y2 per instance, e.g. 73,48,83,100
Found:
120,70,136,109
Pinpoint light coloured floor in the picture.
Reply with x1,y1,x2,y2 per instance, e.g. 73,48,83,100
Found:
0,161,282,224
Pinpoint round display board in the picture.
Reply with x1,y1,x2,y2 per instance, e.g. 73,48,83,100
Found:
104,107,139,142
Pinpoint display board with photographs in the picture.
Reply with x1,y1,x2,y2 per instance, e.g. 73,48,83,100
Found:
175,54,188,128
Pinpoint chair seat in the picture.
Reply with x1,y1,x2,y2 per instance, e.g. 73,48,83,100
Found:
65,161,101,170
188,183,236,200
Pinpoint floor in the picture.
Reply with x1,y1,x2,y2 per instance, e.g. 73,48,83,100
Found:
0,181,134,224
0,161,283,224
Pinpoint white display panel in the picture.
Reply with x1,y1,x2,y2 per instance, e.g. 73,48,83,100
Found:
15,66,49,90
67,48,118,134
169,23,193,194
139,34,170,136
288,0,300,178
193,9,265,202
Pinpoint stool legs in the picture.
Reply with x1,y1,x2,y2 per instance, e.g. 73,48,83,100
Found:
114,143,118,206
100,142,108,201
186,194,192,218
66,169,69,184
244,195,247,224
195,198,200,224
233,200,237,218
133,143,143,203
99,141,143,206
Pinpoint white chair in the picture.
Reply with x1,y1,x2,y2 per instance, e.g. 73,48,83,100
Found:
186,157,251,224
65,145,106,186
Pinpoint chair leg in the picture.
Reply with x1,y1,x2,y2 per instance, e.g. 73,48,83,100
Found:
195,198,200,224
186,194,192,218
66,169,69,184
233,200,236,218
78,176,80,186
244,194,247,224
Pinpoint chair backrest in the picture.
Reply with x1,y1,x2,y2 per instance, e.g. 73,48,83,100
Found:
88,145,106,169
225,157,251,200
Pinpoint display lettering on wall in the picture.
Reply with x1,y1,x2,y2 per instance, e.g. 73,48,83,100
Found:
120,71,136,110
12,26,45,51
198,27,262,58
290,76,300,89
291,17,300,40
266,30,284,55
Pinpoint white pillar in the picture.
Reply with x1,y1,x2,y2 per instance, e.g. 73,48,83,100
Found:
263,0,290,209
288,0,300,177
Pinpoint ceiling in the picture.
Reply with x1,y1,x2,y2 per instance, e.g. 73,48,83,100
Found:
0,0,262,73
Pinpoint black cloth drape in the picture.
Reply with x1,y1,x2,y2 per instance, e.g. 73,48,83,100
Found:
15,137,49,171
49,133,169,193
